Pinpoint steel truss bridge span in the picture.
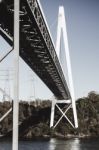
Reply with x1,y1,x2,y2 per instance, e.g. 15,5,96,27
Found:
0,0,70,100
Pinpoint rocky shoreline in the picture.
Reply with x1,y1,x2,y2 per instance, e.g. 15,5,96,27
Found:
0,91,99,139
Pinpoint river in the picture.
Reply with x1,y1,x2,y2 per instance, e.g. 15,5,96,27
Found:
0,138,99,150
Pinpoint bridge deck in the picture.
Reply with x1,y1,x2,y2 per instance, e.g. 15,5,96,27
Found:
0,0,70,100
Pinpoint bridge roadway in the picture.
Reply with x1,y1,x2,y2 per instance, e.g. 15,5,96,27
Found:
0,0,70,100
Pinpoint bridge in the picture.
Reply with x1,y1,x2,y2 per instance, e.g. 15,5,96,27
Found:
0,0,78,149
0,0,70,100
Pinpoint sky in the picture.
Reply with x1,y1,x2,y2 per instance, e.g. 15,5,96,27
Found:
0,0,99,101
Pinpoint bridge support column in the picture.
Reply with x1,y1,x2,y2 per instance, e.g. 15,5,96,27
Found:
50,99,76,128
50,100,55,127
13,0,20,150
54,6,78,128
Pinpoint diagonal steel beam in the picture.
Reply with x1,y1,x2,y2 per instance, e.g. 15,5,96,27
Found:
54,104,72,128
56,104,74,128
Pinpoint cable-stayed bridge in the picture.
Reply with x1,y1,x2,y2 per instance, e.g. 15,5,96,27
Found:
0,0,78,149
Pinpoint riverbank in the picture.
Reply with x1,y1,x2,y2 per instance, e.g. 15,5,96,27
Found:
0,91,99,139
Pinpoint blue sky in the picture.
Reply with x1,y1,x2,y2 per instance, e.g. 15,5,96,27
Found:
0,0,99,100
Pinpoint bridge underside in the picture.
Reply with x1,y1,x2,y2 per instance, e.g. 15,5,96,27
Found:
0,0,70,100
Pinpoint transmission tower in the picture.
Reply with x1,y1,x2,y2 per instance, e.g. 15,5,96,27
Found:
29,72,36,102
0,69,13,102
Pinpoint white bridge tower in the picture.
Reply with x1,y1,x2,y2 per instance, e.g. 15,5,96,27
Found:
50,6,78,128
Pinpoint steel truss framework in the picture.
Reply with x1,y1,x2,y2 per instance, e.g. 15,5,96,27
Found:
0,0,70,100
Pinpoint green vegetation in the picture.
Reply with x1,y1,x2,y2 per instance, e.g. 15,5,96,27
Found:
0,91,99,139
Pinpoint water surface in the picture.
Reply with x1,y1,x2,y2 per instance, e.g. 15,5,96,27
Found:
0,138,99,150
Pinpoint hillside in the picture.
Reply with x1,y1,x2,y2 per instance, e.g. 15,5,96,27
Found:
0,91,99,139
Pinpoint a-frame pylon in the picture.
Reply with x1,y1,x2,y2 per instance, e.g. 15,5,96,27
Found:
50,6,78,129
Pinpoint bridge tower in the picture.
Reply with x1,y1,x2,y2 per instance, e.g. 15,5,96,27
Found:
50,6,78,128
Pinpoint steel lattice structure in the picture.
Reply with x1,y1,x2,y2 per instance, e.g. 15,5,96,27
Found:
0,0,70,100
